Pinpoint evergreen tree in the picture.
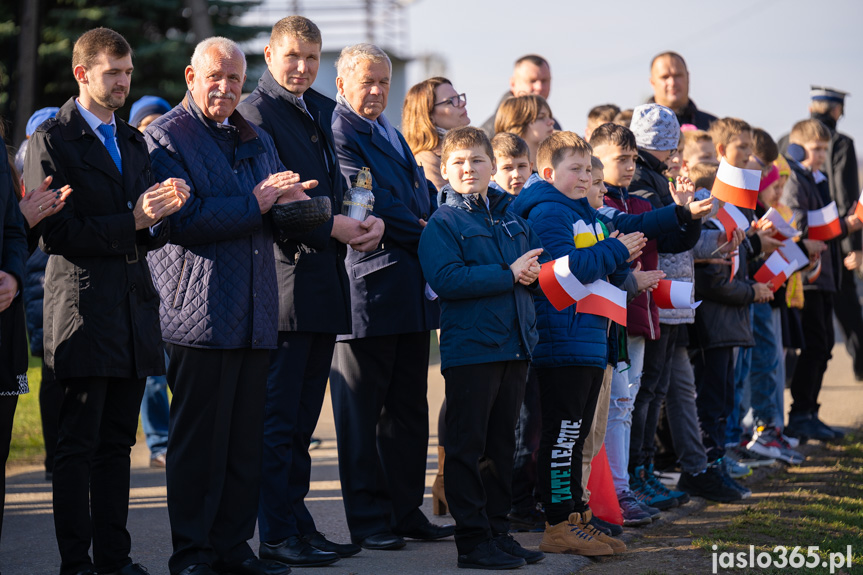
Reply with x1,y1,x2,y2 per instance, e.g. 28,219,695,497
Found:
1,0,268,141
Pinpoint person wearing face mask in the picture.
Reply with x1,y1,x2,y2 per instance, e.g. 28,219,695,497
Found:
402,77,471,192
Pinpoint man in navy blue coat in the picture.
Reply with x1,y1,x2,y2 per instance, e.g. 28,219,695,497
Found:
238,16,384,567
329,43,452,550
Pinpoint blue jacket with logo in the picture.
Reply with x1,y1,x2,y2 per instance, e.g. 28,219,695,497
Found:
419,186,546,371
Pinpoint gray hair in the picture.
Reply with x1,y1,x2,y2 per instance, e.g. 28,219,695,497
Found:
190,37,247,75
335,43,391,78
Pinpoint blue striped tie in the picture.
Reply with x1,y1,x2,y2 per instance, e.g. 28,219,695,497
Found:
97,123,122,174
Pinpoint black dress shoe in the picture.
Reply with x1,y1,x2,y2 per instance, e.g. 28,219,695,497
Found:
105,564,150,575
177,566,218,575
356,532,406,550
457,540,525,570
394,520,455,540
212,557,291,575
302,532,361,558
260,535,339,566
493,534,544,564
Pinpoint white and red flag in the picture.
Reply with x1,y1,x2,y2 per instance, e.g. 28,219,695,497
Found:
713,202,751,242
808,201,842,241
576,280,627,326
854,189,863,221
653,280,701,310
753,252,795,291
729,250,740,282
538,255,590,311
777,239,808,273
711,159,761,209
759,207,801,241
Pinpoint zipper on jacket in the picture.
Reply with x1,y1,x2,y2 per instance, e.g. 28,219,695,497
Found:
646,291,656,339
173,258,188,309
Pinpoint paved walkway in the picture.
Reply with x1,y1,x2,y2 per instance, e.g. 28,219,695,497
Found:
3,341,862,575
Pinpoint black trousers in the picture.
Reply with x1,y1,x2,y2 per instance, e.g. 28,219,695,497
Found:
692,346,735,462
0,394,18,543
443,360,527,554
165,344,269,574
39,364,62,474
330,332,430,542
790,291,834,417
536,365,604,526
258,331,335,543
833,268,863,376
630,324,679,470
52,376,145,575
510,367,541,514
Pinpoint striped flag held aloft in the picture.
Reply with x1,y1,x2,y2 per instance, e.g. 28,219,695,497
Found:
808,201,841,241
711,159,761,209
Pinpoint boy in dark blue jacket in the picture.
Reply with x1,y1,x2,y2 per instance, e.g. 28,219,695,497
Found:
418,127,547,570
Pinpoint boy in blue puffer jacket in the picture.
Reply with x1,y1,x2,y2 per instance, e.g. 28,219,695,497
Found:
418,127,547,570
511,132,647,557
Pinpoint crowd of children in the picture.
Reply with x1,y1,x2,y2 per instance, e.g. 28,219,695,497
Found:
415,74,860,568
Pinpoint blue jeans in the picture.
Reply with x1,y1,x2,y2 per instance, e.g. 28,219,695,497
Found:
140,351,170,457
606,336,644,495
749,304,784,429
726,340,752,446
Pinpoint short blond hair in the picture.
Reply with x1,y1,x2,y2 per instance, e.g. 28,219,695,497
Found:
536,131,592,174
493,95,551,137
789,119,831,146
491,132,529,160
708,117,751,149
689,163,718,190
681,130,713,158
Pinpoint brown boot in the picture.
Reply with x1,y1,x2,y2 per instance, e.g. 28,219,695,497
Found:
432,445,448,515
569,510,626,554
538,519,613,556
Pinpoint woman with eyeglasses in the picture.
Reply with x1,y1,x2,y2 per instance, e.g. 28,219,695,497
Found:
402,77,470,192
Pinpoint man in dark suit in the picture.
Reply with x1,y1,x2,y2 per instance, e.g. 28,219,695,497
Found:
238,16,384,567
24,28,189,575
329,42,453,551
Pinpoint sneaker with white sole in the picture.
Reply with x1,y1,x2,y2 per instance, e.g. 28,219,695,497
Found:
725,444,774,468
747,428,805,465
618,494,652,526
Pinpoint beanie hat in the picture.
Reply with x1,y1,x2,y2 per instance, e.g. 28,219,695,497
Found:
759,165,779,192
630,103,680,151
26,107,60,137
129,96,171,128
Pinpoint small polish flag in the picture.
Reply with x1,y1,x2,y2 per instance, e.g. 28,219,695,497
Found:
653,280,701,310
777,239,808,273
539,255,590,311
713,203,751,242
730,250,740,282
759,208,801,241
711,159,761,209
576,280,628,326
808,201,842,241
754,252,795,291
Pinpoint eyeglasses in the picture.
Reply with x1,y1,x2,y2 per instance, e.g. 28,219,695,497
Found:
433,93,467,108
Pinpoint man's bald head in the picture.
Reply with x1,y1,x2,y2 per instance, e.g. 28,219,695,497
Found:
510,54,551,100
650,52,690,112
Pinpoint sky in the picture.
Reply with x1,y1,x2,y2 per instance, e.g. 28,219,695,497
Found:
400,0,863,149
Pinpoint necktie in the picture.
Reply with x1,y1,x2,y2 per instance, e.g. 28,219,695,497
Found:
296,98,313,120
97,123,122,174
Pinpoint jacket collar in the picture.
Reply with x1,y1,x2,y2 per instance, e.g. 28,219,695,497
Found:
182,92,259,145
604,183,628,201
334,101,411,169
439,184,512,215
636,148,668,173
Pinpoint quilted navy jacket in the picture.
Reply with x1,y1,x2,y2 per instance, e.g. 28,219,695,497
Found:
144,94,284,350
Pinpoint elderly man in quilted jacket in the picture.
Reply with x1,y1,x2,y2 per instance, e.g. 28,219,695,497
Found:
144,37,322,575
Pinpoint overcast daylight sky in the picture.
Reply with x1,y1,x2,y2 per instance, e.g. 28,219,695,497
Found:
248,0,863,158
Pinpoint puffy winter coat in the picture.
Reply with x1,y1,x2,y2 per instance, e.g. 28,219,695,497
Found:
418,186,545,370
145,94,284,349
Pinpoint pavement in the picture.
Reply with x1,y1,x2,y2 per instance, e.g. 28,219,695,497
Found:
3,337,862,575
